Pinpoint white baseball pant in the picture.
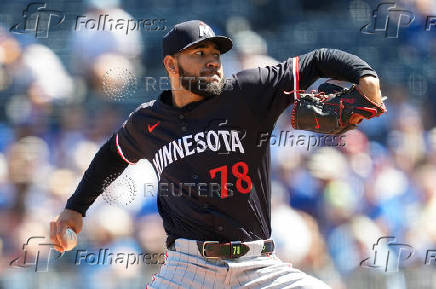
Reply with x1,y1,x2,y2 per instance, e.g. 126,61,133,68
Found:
146,238,331,289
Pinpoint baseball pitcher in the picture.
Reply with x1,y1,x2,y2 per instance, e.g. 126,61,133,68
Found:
50,20,386,288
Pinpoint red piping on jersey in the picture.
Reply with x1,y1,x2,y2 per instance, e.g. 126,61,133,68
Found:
283,57,301,99
295,56,299,99
116,134,135,165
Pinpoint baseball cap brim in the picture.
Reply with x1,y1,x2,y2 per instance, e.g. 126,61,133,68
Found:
177,36,233,55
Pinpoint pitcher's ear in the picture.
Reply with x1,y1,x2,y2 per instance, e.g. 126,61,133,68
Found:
163,55,176,73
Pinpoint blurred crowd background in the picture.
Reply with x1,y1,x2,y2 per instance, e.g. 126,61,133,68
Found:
0,0,436,288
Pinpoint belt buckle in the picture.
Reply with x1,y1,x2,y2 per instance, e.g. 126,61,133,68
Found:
202,241,220,258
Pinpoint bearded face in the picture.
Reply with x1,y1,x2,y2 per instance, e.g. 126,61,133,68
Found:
177,62,225,99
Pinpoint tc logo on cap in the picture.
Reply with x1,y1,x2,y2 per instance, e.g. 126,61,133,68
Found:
199,22,214,38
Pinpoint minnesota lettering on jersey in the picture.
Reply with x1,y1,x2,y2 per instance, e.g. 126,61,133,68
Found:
152,129,245,178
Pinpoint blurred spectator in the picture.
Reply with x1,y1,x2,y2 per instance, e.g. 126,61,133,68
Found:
233,30,278,70
0,1,435,288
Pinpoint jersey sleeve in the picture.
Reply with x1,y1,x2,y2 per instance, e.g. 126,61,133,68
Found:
233,57,297,126
233,48,378,126
115,105,148,164
297,48,378,91
65,134,129,217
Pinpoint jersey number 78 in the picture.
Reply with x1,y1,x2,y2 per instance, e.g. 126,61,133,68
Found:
209,161,252,199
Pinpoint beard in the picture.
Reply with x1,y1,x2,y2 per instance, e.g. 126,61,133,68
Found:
177,63,225,99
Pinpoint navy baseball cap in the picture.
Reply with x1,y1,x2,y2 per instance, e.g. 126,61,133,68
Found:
162,20,232,58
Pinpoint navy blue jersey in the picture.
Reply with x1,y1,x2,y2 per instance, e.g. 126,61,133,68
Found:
66,49,377,247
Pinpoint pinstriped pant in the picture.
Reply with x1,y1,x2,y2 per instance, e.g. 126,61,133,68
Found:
146,238,331,289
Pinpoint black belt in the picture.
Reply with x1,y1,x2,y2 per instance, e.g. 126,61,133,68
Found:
169,240,275,259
